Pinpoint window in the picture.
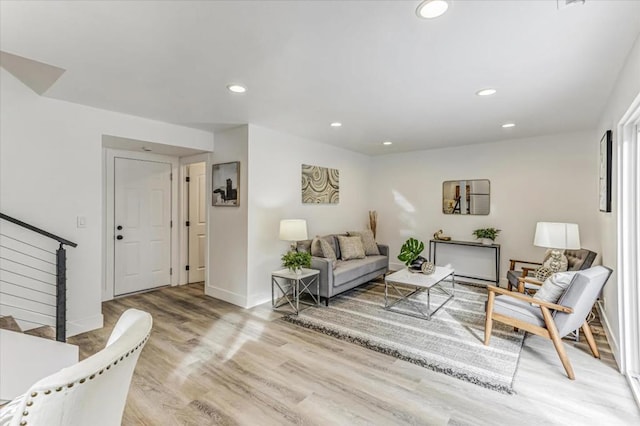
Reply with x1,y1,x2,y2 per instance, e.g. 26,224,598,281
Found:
617,95,640,404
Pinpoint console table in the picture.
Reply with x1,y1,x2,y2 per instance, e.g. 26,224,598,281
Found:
428,239,500,286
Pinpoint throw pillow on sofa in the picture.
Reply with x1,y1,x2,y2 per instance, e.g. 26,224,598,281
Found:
296,240,312,253
337,235,366,260
311,235,338,257
310,237,338,270
318,238,337,263
347,230,380,256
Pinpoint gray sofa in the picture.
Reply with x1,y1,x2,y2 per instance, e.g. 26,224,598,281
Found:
299,234,389,306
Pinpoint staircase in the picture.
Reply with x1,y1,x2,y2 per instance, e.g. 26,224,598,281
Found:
0,315,21,332
0,212,77,342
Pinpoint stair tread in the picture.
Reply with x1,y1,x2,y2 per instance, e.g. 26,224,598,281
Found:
24,325,56,339
0,316,22,332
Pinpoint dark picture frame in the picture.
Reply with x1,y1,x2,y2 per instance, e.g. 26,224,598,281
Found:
212,161,240,207
599,130,612,213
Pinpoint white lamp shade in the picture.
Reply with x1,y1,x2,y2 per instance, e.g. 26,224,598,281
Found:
534,222,581,250
279,219,308,242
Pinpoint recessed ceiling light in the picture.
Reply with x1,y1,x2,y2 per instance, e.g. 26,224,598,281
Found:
502,123,516,128
476,88,497,96
557,0,586,10
227,84,246,93
416,0,449,19
382,141,393,146
330,122,342,127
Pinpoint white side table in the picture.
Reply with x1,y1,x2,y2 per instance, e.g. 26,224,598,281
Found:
271,268,320,314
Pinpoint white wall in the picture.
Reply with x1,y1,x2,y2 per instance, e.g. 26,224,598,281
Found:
206,126,250,306
0,68,213,335
370,131,600,282
245,124,372,307
596,33,640,361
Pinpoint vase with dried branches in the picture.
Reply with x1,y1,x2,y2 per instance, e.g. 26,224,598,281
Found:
368,210,378,239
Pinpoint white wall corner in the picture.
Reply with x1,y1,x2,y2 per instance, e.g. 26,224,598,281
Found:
66,313,104,338
246,291,272,309
205,285,248,308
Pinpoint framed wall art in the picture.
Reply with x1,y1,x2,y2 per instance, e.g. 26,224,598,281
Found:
301,164,339,204
599,130,612,213
212,161,240,207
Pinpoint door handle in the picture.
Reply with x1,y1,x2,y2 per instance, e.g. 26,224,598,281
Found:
117,225,123,230
116,235,123,240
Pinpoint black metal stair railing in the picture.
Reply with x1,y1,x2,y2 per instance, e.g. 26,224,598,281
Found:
0,212,77,342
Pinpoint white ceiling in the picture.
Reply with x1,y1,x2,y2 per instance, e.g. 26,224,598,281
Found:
1,0,639,155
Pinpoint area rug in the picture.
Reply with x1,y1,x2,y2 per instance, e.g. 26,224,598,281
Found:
283,281,525,394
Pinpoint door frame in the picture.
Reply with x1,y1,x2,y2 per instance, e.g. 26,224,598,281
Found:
616,92,640,406
179,153,211,287
103,149,180,301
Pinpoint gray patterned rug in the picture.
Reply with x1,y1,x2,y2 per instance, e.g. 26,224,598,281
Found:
283,281,525,394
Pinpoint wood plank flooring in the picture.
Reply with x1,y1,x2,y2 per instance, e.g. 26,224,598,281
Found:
68,283,640,426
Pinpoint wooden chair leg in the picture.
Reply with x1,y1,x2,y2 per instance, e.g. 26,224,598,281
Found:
582,321,600,358
541,306,575,380
484,290,495,345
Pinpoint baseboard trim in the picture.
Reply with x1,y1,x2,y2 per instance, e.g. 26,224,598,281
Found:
247,292,271,309
389,261,404,271
596,300,622,372
626,374,640,409
67,314,104,337
205,285,247,308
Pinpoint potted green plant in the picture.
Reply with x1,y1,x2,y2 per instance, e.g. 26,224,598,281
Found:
397,237,427,271
472,228,501,245
281,250,311,274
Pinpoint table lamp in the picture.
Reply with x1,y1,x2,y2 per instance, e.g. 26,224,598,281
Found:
279,219,308,251
533,222,580,272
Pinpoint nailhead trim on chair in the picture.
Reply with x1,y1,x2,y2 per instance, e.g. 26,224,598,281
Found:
14,334,150,426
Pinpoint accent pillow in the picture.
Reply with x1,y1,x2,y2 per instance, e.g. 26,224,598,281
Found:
533,271,577,304
318,238,338,270
347,230,380,256
311,235,337,257
296,240,312,254
336,235,366,260
318,238,337,261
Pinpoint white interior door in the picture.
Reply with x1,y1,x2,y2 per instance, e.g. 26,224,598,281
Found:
188,162,206,283
114,158,172,296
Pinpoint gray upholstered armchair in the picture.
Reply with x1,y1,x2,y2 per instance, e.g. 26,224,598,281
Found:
485,266,612,379
506,248,597,292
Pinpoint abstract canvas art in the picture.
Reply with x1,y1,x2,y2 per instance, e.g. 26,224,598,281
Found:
301,164,339,204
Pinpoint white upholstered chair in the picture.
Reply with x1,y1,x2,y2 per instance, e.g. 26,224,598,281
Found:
0,309,152,426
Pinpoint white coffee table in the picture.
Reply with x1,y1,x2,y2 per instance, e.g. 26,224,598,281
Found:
384,266,455,320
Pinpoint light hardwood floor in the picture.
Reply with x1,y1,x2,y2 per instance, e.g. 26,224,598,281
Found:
69,283,640,426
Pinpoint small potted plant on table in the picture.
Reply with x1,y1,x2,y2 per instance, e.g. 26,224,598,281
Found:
281,250,311,274
472,228,501,245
